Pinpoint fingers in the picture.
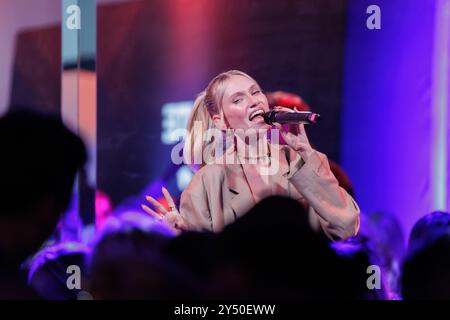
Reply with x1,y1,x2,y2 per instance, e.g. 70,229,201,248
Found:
165,211,187,230
273,105,296,113
142,187,178,222
280,130,311,151
272,122,283,130
280,130,295,145
161,187,177,212
145,195,167,215
141,204,163,220
298,123,310,144
298,123,306,135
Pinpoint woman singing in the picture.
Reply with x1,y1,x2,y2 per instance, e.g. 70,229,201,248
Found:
142,70,360,240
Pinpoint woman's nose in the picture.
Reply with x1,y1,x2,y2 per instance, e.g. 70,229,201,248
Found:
248,94,259,107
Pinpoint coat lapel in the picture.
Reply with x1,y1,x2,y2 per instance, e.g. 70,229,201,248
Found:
223,143,301,221
224,163,255,221
209,144,256,223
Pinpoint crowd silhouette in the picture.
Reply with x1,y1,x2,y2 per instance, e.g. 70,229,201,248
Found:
1,109,449,300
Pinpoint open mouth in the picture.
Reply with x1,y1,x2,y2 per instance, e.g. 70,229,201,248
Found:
249,109,265,121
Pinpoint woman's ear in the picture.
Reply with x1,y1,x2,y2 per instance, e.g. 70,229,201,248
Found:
212,113,227,130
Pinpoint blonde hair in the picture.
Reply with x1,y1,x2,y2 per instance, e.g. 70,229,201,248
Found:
183,70,256,168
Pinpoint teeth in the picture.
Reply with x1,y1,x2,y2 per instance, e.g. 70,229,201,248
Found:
249,109,264,121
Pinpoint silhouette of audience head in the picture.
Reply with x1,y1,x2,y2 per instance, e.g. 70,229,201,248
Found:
210,195,315,298
0,109,86,266
164,231,219,287
332,236,388,300
358,211,405,298
28,242,90,300
402,233,450,299
206,195,375,299
88,212,197,299
401,211,450,299
408,211,450,252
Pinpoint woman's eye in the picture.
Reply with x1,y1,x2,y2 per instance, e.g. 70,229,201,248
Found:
252,90,261,95
233,98,243,104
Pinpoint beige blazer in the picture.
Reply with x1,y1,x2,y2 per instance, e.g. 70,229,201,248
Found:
179,144,360,240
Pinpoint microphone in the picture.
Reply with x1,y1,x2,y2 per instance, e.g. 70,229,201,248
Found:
262,110,321,125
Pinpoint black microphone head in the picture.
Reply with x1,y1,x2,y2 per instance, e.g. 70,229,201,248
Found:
262,111,276,125
262,110,321,125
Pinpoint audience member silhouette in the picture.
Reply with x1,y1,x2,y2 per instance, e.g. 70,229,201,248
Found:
401,211,450,299
357,211,405,298
0,109,86,299
203,196,379,299
28,242,90,300
88,212,198,299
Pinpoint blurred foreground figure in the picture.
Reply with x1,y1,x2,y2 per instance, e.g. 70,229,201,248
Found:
88,212,198,299
357,211,405,299
401,211,450,299
0,109,86,299
28,242,90,300
203,196,381,299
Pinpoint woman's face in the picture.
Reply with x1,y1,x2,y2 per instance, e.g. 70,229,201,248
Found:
215,75,270,131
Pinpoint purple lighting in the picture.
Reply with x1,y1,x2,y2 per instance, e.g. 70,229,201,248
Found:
341,0,449,237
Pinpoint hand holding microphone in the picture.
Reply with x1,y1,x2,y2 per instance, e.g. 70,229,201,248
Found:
265,106,317,161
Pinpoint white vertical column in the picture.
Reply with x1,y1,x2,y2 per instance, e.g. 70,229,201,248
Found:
431,0,450,212
61,0,97,229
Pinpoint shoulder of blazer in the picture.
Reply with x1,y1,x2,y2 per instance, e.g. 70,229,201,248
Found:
196,162,246,196
186,163,227,188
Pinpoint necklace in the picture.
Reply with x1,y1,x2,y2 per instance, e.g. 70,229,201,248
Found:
237,141,272,160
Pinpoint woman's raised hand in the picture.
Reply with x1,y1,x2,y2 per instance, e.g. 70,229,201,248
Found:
141,187,187,232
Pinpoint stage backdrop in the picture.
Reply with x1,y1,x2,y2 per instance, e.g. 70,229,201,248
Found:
342,0,450,237
96,0,347,206
9,0,348,208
